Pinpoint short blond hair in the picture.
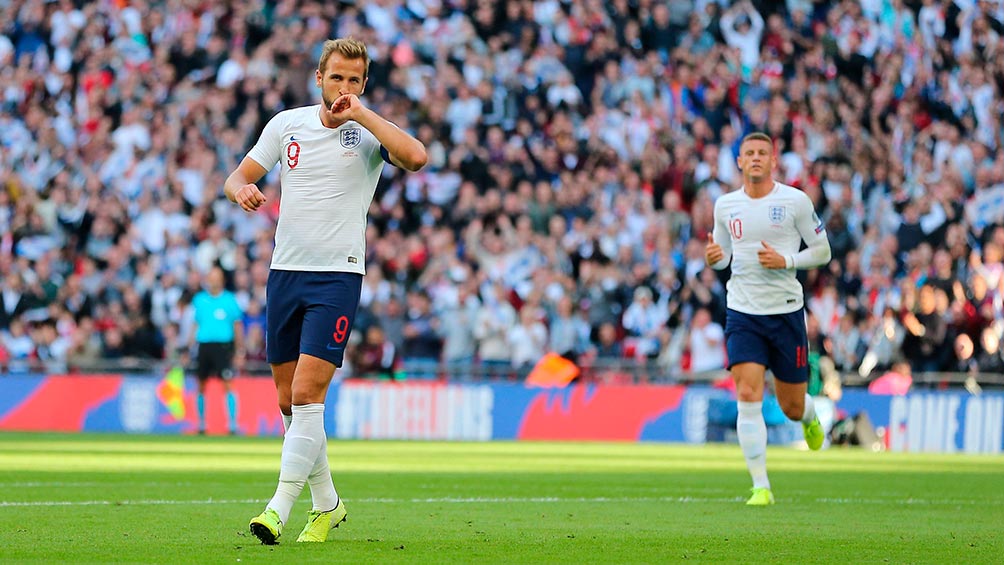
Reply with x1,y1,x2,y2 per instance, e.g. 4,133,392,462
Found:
740,132,773,147
317,38,369,79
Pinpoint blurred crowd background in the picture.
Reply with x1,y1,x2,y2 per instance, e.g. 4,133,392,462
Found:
2,0,1004,385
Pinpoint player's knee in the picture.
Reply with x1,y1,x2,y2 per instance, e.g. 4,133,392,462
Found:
780,399,804,420
736,386,758,402
290,381,326,405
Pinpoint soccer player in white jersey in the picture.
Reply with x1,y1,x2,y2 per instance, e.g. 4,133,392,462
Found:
705,132,830,506
223,38,427,544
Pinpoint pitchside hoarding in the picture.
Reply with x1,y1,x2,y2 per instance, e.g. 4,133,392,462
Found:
0,375,1001,454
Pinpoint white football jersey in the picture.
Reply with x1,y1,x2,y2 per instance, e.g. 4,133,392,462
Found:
246,105,386,273
712,182,827,315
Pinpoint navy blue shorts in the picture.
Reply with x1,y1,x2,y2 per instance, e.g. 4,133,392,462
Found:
724,307,809,384
266,270,363,367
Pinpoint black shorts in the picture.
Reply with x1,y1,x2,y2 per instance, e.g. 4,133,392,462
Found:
196,341,235,380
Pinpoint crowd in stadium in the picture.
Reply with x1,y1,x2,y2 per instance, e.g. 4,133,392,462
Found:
1,0,1003,382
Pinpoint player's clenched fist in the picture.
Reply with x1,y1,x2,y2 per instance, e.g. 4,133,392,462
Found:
231,183,267,212
705,232,723,266
757,240,785,269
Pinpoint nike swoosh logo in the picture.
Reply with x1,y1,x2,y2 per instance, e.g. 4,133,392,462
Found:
326,344,344,351
290,135,298,141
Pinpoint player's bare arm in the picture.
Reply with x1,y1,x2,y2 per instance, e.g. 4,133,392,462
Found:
224,157,269,212
332,94,427,172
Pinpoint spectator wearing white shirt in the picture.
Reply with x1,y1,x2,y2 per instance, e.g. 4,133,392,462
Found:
622,286,668,359
719,1,764,77
474,283,517,369
546,71,583,110
215,48,248,89
688,306,726,374
508,306,549,370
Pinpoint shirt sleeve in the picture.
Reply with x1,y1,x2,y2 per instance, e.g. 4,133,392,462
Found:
794,191,827,246
786,192,831,270
710,199,732,270
245,112,284,170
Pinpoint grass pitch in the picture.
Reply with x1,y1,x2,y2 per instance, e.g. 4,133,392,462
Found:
1,433,1001,564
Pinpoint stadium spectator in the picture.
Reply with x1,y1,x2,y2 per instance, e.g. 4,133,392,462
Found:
687,306,726,375
621,286,668,359
901,284,949,373
975,326,1004,373
508,304,549,373
474,281,518,374
347,324,400,380
829,310,864,373
435,280,480,376
401,289,442,377
547,294,592,363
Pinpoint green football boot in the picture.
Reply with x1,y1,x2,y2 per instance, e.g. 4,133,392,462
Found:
296,499,348,542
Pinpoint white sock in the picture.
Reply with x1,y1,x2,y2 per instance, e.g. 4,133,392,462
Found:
280,410,339,511
800,393,817,424
266,404,325,524
737,401,770,490
307,439,340,511
282,412,292,433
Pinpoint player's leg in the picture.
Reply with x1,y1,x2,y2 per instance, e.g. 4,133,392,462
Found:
725,309,773,505
273,351,341,528
273,360,296,426
291,272,362,542
773,379,808,421
768,309,823,450
286,354,344,542
263,354,336,527
250,270,303,544
273,358,339,532
732,361,772,503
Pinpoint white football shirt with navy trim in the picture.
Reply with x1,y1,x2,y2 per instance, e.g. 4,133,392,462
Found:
711,182,826,315
246,105,385,274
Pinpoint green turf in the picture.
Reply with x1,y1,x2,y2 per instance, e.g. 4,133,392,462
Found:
0,433,1001,564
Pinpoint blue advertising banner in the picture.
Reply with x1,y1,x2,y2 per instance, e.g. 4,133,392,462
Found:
1,375,1000,454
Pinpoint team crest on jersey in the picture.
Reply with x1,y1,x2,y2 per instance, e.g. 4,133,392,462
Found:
341,128,361,148
768,206,785,224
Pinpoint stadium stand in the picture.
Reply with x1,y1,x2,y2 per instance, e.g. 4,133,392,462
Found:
1,0,1003,388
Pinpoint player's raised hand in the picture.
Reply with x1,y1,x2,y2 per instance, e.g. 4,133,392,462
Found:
757,241,785,269
328,94,364,122
705,232,723,266
233,182,267,212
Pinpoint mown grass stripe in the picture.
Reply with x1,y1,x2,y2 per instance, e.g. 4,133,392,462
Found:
0,494,989,507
